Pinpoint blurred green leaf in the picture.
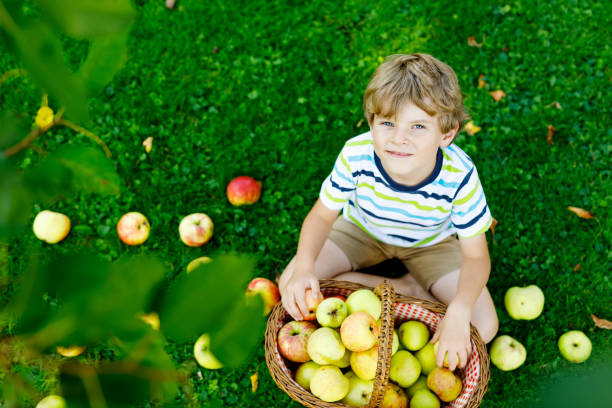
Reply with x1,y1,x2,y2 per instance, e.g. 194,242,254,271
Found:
0,111,30,150
78,31,129,96
159,255,254,343
11,22,89,122
0,162,32,240
25,144,121,203
209,294,265,368
34,0,136,38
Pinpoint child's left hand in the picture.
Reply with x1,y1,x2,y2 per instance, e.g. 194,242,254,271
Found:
430,303,472,371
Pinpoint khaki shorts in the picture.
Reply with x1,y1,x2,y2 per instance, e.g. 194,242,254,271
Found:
329,216,462,290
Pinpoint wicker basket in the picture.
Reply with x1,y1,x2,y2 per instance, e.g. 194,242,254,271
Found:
265,279,490,408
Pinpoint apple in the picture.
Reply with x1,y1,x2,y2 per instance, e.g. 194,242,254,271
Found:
415,343,437,375
36,395,66,408
328,348,351,368
179,213,213,247
427,367,462,402
390,350,421,388
504,285,545,320
381,382,409,408
295,361,321,390
341,311,379,352
194,334,222,369
326,295,346,302
406,376,429,398
33,210,70,244
226,176,262,206
138,312,160,330
56,345,86,357
490,335,527,371
278,320,317,363
307,327,345,364
302,288,324,320
246,277,281,315
432,341,460,368
316,297,348,328
399,320,430,351
558,330,592,363
410,389,440,408
309,365,350,402
116,212,150,245
341,373,374,406
186,256,212,273
350,345,379,380
345,289,382,320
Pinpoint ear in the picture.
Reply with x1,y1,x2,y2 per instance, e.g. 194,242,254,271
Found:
440,123,459,147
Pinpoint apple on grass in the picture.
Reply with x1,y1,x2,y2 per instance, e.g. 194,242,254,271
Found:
345,289,382,320
558,330,592,363
246,277,280,315
381,382,409,408
226,176,262,206
309,365,350,402
56,345,86,357
341,373,374,407
301,288,324,320
33,210,71,244
307,327,345,364
179,213,213,247
36,395,66,408
399,320,430,351
426,367,462,402
410,389,440,408
504,285,545,320
389,350,421,388
350,345,379,380
295,361,321,390
186,256,212,273
278,320,317,363
117,212,150,245
138,312,160,330
490,335,526,371
340,311,379,352
194,334,222,369
316,297,348,328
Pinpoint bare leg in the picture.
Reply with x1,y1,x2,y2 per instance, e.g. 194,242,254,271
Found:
333,271,437,302
430,269,499,343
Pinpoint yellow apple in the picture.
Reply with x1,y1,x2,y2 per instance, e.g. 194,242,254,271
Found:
116,212,150,245
307,327,345,364
427,367,462,402
310,365,350,402
558,330,592,363
490,335,527,371
349,345,378,380
295,361,321,390
33,210,70,244
186,256,212,273
341,372,374,406
340,311,379,352
504,285,545,320
345,289,382,320
381,382,408,408
56,345,86,357
178,213,213,247
36,395,66,408
194,334,222,369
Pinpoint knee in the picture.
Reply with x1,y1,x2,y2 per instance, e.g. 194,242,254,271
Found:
475,309,499,344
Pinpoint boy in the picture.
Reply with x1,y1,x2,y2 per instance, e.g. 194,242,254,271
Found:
278,53,498,371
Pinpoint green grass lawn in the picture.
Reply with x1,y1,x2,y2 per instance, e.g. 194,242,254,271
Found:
2,0,611,407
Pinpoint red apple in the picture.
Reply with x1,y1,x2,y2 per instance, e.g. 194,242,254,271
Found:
246,277,280,315
179,213,213,247
117,212,150,245
302,288,324,320
278,320,317,362
226,176,262,206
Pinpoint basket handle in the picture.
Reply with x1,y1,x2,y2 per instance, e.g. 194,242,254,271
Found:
368,280,396,408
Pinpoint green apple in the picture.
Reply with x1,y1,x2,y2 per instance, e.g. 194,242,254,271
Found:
426,367,462,402
406,376,428,398
381,382,408,408
36,395,66,408
295,361,321,390
307,327,346,365
345,289,382,320
350,345,379,380
341,373,374,406
33,210,71,244
316,297,348,328
329,348,351,368
310,365,350,402
341,311,379,352
389,350,421,388
558,330,592,363
490,335,526,371
399,321,430,351
504,285,545,320
415,343,437,375
194,334,222,369
410,389,440,408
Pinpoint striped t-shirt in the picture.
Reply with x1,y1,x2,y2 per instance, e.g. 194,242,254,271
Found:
319,131,493,248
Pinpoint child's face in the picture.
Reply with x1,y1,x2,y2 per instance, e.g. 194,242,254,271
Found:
371,102,456,186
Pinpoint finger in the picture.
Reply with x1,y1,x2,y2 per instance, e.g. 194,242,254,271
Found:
448,349,458,371
310,278,320,297
458,349,468,369
436,344,445,368
431,330,440,344
281,295,297,320
295,288,309,319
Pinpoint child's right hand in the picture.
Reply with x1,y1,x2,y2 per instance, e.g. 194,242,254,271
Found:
280,261,320,320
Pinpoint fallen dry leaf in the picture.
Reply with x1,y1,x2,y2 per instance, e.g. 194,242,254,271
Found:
568,206,594,219
591,314,612,330
464,121,481,136
250,372,258,392
356,118,364,128
142,137,153,153
547,125,556,145
478,74,486,89
552,101,562,110
489,217,498,239
490,90,506,102
468,36,484,48
573,263,582,271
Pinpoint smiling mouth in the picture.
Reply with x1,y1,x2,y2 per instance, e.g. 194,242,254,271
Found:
386,150,413,157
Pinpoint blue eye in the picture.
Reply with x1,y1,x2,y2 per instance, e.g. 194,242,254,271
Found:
381,121,393,127
413,124,425,129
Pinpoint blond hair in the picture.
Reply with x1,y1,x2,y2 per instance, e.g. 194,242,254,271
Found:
363,54,470,137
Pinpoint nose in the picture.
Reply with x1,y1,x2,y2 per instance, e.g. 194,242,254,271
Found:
390,128,410,144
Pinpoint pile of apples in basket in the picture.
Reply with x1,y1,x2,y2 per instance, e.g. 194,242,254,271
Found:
278,288,461,408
